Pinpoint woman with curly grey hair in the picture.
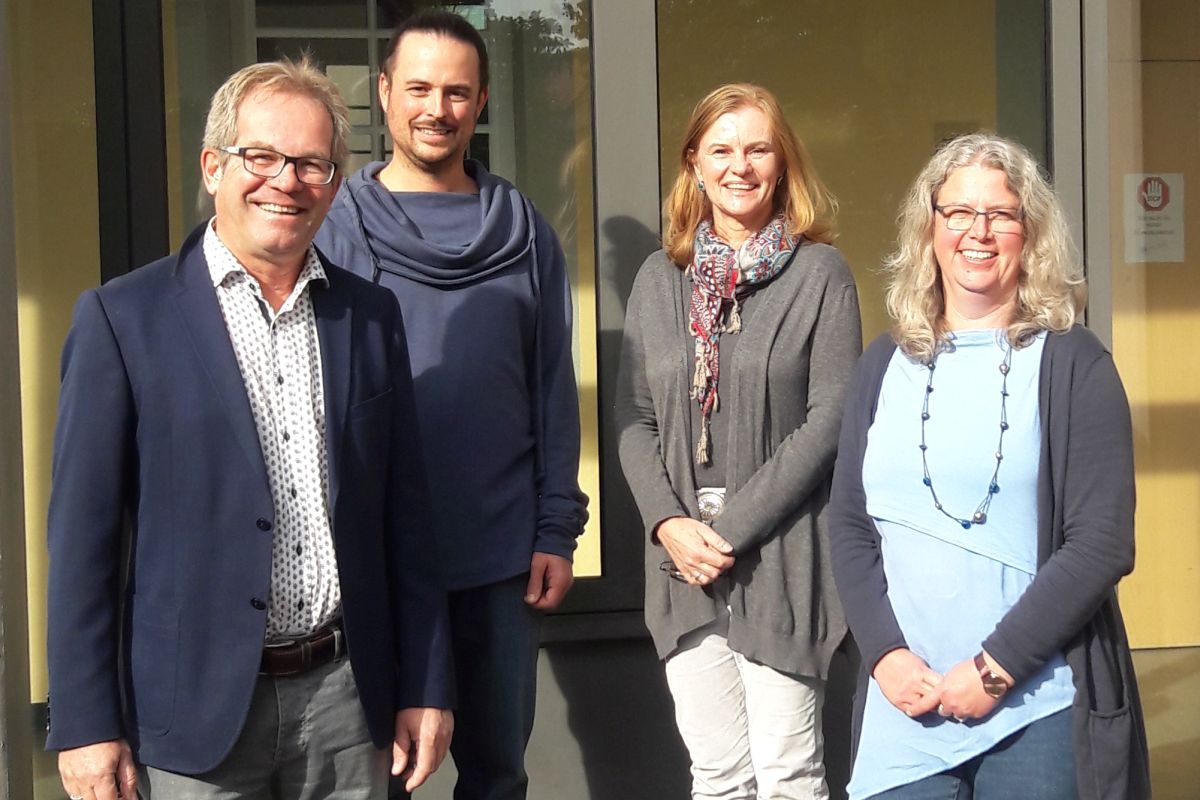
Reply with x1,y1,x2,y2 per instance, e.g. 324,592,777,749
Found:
829,133,1149,799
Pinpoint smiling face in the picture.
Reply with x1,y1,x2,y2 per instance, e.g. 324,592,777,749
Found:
380,30,488,182
200,89,337,276
691,106,782,244
933,164,1026,325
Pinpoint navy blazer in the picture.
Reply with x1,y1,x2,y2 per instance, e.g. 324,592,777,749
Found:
45,223,453,774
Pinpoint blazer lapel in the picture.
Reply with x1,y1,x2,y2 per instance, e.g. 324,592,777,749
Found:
312,267,352,515
169,226,269,489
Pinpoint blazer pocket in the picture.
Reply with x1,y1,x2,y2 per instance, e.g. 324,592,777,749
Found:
350,387,394,420
127,603,179,736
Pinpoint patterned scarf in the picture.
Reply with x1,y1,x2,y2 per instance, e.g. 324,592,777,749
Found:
688,212,798,464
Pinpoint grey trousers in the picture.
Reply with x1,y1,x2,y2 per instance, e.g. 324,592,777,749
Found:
138,658,388,799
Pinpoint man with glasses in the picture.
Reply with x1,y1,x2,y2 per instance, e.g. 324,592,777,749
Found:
315,10,588,800
45,57,453,800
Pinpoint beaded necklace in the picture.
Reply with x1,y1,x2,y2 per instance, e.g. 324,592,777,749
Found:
919,335,1013,529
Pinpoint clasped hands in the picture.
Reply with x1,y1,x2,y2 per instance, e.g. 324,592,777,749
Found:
655,516,735,586
873,647,1009,723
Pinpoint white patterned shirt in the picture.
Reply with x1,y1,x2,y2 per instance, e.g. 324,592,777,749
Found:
204,221,341,639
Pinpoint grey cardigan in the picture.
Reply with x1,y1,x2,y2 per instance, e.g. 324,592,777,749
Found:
830,327,1151,800
615,243,862,677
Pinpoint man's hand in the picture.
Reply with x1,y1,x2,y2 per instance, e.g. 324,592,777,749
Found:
524,552,574,610
655,517,735,586
392,707,453,792
872,648,942,718
58,739,137,800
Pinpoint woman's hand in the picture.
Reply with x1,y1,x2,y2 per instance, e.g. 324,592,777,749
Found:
655,517,735,586
936,654,1009,721
873,648,943,717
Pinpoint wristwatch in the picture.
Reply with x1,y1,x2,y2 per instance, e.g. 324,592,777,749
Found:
974,652,1010,699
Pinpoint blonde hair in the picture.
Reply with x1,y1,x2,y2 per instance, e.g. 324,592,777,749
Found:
884,132,1087,363
662,83,837,266
202,55,352,173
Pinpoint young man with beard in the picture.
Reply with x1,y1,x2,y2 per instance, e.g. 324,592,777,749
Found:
315,11,588,800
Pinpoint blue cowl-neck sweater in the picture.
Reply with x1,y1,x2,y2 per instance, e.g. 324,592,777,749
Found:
315,160,588,590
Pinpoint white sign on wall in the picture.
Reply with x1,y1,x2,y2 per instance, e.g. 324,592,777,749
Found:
1124,173,1185,264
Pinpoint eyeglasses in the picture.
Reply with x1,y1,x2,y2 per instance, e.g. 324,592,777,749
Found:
219,146,338,186
934,204,1024,234
659,560,688,583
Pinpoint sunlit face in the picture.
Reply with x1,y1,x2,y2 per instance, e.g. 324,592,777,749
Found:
380,31,488,175
691,106,783,240
200,89,338,273
933,165,1025,314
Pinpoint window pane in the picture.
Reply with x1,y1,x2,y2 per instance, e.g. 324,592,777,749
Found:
656,0,1047,342
163,0,600,575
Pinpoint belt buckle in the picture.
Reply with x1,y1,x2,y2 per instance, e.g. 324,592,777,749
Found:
696,487,726,523
331,625,344,660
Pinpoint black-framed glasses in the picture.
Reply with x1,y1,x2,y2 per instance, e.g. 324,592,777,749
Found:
934,204,1024,234
219,146,338,186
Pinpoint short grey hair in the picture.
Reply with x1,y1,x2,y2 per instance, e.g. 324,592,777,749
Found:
202,55,351,172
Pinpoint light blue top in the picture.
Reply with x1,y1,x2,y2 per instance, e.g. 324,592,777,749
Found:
848,329,1075,800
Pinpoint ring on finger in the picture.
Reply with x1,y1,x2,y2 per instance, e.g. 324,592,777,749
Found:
693,570,704,581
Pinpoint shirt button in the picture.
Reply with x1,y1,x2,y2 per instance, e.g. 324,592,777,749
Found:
256,518,272,531
250,598,266,611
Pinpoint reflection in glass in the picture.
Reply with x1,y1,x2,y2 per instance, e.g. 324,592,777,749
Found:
163,0,600,573
656,0,1047,341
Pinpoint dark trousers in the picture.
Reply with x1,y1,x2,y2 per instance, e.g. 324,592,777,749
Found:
392,574,542,800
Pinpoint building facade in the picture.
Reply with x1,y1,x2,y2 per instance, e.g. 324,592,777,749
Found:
2,1,1198,796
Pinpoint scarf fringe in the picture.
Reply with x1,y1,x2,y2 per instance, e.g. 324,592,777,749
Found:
725,296,742,334
696,417,711,465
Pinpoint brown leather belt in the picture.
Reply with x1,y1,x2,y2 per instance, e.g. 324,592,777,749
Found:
260,621,345,677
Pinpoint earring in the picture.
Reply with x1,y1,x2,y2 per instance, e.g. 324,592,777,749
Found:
777,175,784,186
697,179,706,193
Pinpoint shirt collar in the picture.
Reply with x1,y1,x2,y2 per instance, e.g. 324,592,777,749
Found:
203,218,328,291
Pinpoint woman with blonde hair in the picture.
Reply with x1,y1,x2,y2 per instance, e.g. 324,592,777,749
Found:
616,83,861,799
830,132,1149,799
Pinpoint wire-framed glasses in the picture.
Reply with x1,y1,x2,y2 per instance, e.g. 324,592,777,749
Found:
219,146,337,186
934,204,1024,234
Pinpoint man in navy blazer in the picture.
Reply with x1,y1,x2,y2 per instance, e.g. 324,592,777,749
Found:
45,58,453,800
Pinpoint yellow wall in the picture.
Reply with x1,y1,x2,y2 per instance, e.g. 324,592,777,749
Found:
9,0,101,701
1109,0,1200,648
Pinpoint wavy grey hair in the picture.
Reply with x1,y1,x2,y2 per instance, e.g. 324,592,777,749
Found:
884,132,1087,363
202,55,352,173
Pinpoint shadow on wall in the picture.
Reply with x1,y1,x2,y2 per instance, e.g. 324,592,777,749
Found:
540,635,860,800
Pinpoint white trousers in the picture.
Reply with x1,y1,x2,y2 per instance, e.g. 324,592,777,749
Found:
665,630,829,800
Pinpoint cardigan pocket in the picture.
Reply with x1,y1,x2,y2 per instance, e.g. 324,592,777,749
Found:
1082,703,1137,800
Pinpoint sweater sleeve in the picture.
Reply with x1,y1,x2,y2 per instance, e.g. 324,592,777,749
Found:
531,217,589,559
828,335,909,673
711,253,863,553
982,341,1136,684
615,260,692,537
